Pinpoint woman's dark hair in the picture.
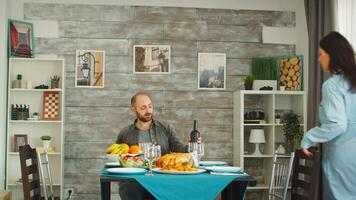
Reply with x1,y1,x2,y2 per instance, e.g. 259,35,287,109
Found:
319,31,356,92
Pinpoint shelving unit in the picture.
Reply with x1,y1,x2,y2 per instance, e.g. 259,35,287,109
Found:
6,58,64,199
233,90,306,198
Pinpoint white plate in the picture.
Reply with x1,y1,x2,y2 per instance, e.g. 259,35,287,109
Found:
105,162,121,167
199,161,227,166
205,166,242,173
152,168,206,175
107,167,146,175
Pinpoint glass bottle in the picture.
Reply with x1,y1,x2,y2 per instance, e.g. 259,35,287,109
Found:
190,120,200,143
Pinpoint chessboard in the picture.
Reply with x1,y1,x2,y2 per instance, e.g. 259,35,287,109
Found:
42,91,60,120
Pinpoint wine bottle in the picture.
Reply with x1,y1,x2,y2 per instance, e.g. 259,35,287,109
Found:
190,120,200,143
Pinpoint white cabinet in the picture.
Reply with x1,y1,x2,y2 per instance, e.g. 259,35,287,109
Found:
6,58,64,199
233,90,306,195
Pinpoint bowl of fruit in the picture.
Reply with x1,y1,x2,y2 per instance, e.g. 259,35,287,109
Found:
119,154,145,168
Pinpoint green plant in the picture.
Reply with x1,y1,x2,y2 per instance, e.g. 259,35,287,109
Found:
243,75,254,90
244,75,254,84
279,81,285,86
276,114,281,119
33,112,39,116
252,57,278,80
40,135,51,141
281,112,303,149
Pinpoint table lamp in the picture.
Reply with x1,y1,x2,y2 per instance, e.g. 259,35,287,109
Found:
249,129,266,155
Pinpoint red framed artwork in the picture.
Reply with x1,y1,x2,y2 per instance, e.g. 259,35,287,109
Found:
42,91,60,120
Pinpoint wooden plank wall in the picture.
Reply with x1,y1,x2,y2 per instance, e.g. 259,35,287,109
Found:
24,3,296,199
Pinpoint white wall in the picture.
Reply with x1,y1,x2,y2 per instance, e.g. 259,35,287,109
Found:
0,0,308,188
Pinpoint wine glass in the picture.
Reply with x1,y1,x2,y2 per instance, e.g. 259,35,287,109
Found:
196,143,204,162
139,142,152,154
155,145,161,161
188,142,199,166
144,145,157,176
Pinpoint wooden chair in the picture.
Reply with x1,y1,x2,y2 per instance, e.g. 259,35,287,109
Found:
291,148,321,200
19,144,41,200
268,151,295,200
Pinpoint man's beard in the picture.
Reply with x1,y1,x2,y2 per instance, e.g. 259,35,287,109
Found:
137,112,153,122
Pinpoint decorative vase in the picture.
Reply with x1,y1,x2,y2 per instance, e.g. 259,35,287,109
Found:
280,86,285,91
42,140,51,149
276,144,286,154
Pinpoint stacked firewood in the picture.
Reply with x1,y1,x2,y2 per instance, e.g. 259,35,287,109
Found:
279,56,302,90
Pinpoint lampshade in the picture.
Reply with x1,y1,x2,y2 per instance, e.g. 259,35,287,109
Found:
249,129,266,143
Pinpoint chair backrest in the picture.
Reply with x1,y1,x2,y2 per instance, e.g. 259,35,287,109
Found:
37,151,55,200
268,151,295,200
291,148,321,200
19,144,41,200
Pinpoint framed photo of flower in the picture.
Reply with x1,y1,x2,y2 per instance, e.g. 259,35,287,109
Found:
133,45,170,74
198,53,226,90
8,19,34,58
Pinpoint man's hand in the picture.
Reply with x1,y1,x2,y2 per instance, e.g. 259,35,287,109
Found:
302,148,313,159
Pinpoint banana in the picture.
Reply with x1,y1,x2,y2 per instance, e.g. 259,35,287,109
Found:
110,148,120,154
105,143,119,154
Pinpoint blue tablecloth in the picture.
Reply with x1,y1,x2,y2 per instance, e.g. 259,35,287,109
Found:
101,168,250,200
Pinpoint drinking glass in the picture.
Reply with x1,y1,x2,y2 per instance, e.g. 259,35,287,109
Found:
139,142,152,154
196,143,204,162
188,142,199,166
155,145,161,161
144,145,157,176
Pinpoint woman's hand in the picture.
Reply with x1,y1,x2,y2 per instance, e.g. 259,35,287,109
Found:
302,148,314,159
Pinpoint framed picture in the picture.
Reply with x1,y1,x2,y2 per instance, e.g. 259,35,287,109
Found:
278,55,303,91
133,45,170,74
75,50,105,88
198,53,226,90
14,134,28,152
42,91,60,120
8,19,34,58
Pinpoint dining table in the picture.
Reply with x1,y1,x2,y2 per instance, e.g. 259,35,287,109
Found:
100,167,254,200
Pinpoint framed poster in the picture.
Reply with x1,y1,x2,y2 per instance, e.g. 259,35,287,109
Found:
76,50,105,88
133,45,170,74
8,19,34,58
14,134,28,152
198,53,226,90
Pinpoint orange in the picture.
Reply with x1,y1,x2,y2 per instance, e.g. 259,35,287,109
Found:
120,143,130,154
129,145,140,154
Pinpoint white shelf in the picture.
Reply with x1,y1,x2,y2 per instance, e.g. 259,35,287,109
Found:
244,154,274,158
8,152,62,156
244,124,274,126
9,88,62,92
234,90,307,198
7,182,61,186
6,58,65,199
241,90,306,95
247,184,269,190
9,120,62,123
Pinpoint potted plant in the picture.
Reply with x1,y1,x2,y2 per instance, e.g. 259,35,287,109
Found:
244,75,254,90
33,112,39,121
40,135,52,149
281,112,303,151
275,114,281,124
279,81,286,91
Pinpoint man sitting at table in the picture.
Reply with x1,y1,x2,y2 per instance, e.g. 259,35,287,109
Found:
116,92,189,200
